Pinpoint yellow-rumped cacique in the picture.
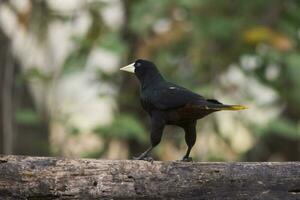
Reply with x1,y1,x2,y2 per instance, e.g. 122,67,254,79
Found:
121,59,247,162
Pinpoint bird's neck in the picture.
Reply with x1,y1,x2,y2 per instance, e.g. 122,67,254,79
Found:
140,73,165,90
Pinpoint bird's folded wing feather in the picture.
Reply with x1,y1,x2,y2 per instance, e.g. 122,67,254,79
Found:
142,83,247,111
147,85,206,110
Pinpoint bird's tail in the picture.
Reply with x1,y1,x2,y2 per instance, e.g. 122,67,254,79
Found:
218,104,248,110
204,99,248,111
209,104,248,111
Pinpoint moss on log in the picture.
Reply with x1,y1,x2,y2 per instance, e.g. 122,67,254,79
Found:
0,155,300,199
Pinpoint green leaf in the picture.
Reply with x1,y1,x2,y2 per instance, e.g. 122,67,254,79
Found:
69,127,80,136
15,109,41,125
94,114,147,142
98,32,127,54
61,49,89,74
24,67,52,82
267,118,300,139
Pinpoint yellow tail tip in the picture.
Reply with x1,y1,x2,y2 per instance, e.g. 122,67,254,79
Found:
224,105,248,110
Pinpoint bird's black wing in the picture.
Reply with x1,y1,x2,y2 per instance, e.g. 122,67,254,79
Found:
141,82,247,112
145,83,206,110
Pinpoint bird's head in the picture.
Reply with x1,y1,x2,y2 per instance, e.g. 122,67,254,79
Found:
120,59,163,83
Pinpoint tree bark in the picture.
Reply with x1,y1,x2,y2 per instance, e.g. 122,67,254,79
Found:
0,155,299,200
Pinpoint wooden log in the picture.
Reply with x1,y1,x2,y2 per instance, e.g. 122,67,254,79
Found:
0,155,299,199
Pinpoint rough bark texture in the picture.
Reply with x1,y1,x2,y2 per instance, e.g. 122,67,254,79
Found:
0,155,300,199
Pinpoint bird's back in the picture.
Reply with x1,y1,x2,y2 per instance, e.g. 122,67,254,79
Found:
141,81,201,107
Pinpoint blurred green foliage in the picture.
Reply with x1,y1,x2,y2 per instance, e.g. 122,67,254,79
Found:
94,114,147,142
15,109,41,125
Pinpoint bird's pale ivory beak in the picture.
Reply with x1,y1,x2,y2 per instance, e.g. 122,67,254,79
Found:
120,63,135,73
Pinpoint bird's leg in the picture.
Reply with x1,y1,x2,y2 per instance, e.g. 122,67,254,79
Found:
133,147,153,161
133,114,165,162
181,122,197,162
182,147,193,162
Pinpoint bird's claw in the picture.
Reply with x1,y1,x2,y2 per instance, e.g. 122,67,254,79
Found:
133,156,154,163
181,157,193,162
143,157,154,163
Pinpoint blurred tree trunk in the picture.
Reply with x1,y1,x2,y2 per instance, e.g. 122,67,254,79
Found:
115,0,147,158
0,27,49,155
0,27,15,154
120,0,140,113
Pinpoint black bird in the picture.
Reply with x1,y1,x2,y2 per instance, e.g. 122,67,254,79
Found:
121,59,247,161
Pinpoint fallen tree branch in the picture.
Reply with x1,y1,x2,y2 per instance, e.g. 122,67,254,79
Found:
0,155,299,199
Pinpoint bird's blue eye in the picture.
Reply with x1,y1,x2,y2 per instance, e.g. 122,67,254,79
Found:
136,62,141,67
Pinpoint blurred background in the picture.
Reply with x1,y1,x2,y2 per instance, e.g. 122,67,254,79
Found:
0,0,300,161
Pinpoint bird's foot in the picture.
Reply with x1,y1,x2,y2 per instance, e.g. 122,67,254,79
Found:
181,157,193,162
133,156,154,163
